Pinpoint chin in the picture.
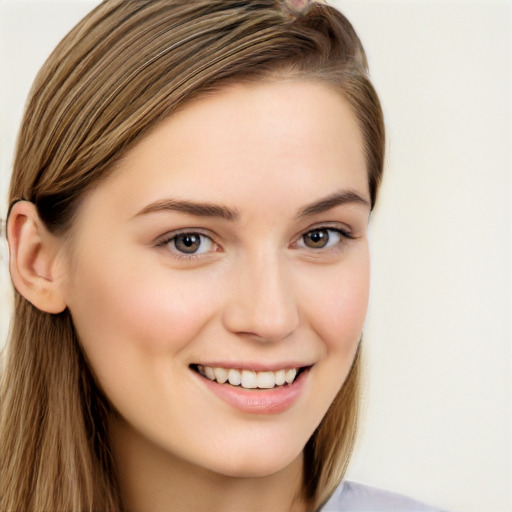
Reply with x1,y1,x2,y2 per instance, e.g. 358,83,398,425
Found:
200,442,304,479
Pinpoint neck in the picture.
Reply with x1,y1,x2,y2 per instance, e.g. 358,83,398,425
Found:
109,416,308,512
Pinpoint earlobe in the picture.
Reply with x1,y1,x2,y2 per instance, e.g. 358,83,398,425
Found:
7,201,67,314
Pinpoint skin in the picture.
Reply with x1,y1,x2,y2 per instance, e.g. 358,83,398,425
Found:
53,80,371,512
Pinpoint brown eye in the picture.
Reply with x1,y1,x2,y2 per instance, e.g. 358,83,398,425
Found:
299,228,344,250
302,229,330,248
172,233,214,254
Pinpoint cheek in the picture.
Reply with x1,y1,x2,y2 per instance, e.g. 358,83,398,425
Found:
66,255,220,358
304,252,370,353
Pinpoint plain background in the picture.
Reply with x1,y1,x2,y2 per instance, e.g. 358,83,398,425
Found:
0,1,511,511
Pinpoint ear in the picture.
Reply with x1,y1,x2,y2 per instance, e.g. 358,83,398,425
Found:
7,201,67,314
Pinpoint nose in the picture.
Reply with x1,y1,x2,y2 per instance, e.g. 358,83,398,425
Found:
222,252,300,343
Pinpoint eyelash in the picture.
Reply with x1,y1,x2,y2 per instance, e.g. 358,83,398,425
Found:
155,225,354,259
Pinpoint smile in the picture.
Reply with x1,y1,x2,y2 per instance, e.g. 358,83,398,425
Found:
194,364,303,390
191,363,311,414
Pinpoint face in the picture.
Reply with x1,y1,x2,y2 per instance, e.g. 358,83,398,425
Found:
59,80,371,478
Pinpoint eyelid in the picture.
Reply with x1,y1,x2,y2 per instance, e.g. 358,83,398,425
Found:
294,222,354,241
154,227,215,244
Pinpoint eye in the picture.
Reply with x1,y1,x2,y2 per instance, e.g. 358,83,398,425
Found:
159,232,218,256
297,228,347,250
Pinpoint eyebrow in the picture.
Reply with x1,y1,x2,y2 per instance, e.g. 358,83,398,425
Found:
134,198,240,221
296,189,370,218
134,189,369,222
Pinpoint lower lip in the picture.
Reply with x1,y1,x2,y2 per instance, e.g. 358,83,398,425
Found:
195,369,309,415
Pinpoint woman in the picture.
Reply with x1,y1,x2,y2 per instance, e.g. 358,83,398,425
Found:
1,1,445,511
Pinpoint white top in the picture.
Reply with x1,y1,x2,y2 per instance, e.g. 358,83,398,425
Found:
319,481,447,512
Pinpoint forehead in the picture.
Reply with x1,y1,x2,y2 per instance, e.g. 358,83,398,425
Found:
75,80,369,225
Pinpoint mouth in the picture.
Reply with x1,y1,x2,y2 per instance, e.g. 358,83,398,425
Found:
190,363,312,414
191,364,310,390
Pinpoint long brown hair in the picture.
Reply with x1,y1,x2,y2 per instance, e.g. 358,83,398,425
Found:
1,1,384,510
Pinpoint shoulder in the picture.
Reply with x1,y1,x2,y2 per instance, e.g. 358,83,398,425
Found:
318,481,448,512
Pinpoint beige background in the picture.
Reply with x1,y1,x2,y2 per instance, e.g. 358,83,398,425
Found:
1,1,511,511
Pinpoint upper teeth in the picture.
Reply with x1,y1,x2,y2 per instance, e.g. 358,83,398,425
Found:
197,365,298,389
